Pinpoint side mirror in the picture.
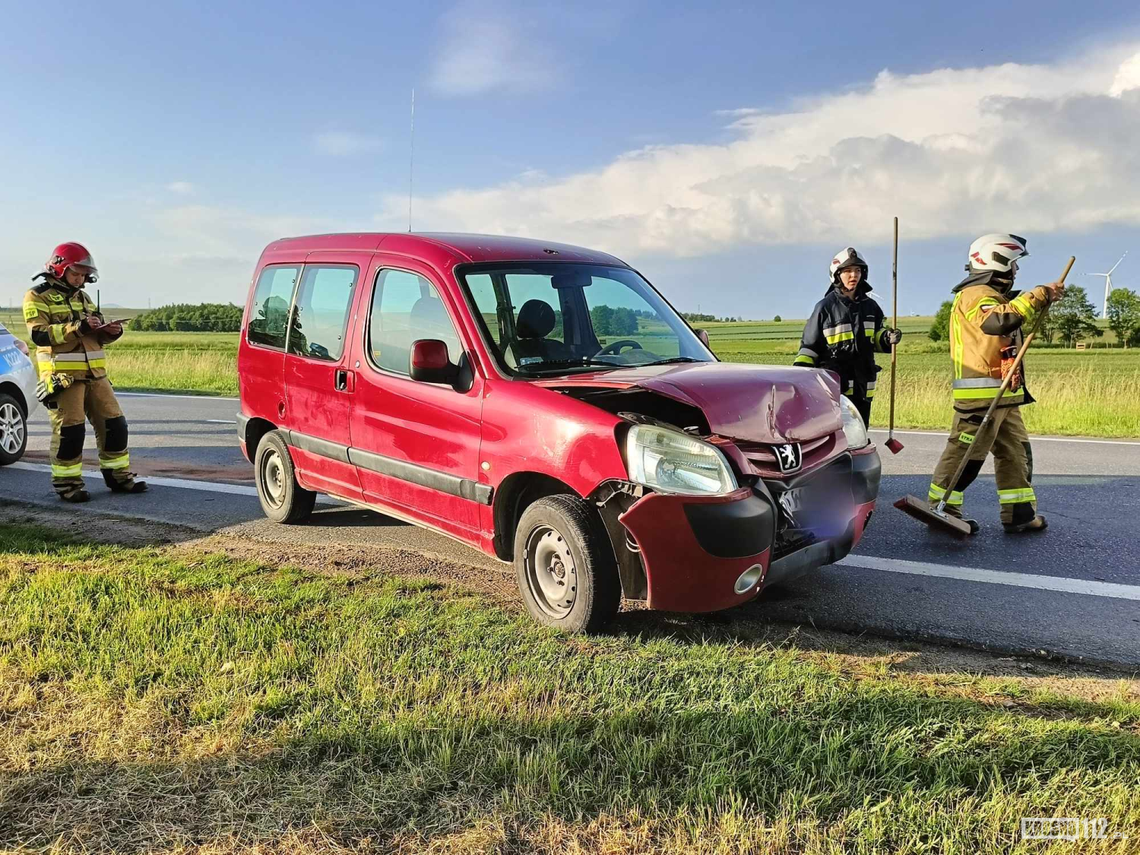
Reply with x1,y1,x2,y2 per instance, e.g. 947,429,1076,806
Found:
695,328,710,348
410,339,460,385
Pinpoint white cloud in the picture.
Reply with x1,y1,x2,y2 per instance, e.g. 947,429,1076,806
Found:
386,46,1140,258
313,131,383,156
1111,52,1140,96
428,2,556,96
166,181,195,195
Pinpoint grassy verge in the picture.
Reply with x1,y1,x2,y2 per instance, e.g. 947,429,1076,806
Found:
1,524,1137,853
5,324,1138,436
718,343,1140,438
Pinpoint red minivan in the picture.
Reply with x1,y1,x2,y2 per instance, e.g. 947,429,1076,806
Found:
237,233,881,630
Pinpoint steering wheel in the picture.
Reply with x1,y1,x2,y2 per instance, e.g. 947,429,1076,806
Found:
597,339,643,356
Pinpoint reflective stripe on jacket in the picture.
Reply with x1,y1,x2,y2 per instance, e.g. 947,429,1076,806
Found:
23,278,121,379
794,284,890,399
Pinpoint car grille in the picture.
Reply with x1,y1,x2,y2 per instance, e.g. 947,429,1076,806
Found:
735,433,839,477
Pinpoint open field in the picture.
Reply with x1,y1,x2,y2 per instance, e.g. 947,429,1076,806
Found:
1,522,1137,853
3,313,1137,437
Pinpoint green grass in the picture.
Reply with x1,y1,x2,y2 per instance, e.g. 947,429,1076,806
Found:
4,314,1138,437
1,524,1138,853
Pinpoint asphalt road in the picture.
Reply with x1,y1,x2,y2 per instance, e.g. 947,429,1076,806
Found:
5,393,1139,669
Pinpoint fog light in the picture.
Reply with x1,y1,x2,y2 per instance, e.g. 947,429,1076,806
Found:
734,564,764,594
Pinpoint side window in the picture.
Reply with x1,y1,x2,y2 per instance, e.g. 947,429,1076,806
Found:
464,273,501,346
247,265,300,350
369,269,462,376
288,265,358,361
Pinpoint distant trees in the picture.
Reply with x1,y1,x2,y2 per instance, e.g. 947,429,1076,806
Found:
130,303,243,332
679,312,745,323
1051,286,1103,348
1107,288,1140,347
591,305,638,336
773,315,782,323
929,300,953,342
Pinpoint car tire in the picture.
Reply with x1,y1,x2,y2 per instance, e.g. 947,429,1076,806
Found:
0,393,28,466
254,430,316,524
513,494,621,632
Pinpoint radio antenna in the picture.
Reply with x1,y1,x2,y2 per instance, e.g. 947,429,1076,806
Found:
408,88,415,233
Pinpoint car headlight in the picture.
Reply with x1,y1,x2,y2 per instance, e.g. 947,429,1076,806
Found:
624,423,739,496
839,396,870,449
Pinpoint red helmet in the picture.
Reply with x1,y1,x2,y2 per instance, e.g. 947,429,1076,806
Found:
45,242,98,283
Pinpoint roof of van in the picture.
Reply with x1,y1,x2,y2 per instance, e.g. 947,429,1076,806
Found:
261,232,628,266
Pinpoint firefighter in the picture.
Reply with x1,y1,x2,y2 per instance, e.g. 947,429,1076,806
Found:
23,242,146,502
794,247,902,425
926,234,1064,534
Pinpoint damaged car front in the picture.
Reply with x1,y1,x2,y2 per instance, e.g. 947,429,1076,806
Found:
549,363,881,612
458,259,881,618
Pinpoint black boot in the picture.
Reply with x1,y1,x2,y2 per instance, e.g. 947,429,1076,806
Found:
59,489,90,503
1003,515,1047,534
103,470,148,494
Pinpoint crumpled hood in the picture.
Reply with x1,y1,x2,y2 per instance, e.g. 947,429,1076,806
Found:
540,362,843,444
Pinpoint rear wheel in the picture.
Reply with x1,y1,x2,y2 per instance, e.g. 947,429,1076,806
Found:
513,494,620,632
254,431,316,524
0,393,27,465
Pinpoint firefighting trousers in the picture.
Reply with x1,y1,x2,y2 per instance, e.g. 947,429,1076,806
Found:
845,394,873,429
928,406,1037,525
48,377,136,497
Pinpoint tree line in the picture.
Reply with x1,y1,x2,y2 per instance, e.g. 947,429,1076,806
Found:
929,285,1140,348
129,303,243,331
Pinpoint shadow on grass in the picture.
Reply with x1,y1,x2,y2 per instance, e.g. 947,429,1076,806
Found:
0,691,1136,852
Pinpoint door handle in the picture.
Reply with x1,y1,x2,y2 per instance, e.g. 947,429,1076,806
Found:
335,370,348,391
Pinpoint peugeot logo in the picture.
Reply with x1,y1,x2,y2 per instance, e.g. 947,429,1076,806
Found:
774,443,802,473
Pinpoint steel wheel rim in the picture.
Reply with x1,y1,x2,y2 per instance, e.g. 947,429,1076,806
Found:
260,448,287,507
524,524,578,619
0,403,23,455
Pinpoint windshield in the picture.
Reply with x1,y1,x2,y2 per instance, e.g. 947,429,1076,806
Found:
457,263,716,376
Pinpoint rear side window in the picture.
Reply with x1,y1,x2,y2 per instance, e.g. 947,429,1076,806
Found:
247,265,300,350
288,265,358,361
368,269,462,376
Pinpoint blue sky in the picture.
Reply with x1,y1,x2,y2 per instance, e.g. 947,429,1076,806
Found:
3,0,1140,317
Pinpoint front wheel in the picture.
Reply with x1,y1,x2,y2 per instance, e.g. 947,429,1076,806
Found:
0,393,27,465
513,494,620,632
254,430,316,524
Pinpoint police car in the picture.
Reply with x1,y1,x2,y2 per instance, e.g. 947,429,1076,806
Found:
0,319,37,465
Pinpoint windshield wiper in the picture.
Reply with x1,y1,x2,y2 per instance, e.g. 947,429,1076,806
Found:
643,357,703,366
517,357,622,374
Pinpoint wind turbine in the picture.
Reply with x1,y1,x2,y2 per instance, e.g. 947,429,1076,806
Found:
1081,252,1128,319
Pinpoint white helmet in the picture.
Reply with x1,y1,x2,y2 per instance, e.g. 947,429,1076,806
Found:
966,233,1028,273
829,246,868,283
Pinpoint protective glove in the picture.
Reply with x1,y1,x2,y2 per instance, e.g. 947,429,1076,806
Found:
35,373,74,408
78,314,104,335
883,328,903,346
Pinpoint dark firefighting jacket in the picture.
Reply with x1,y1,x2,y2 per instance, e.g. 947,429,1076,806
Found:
794,282,891,400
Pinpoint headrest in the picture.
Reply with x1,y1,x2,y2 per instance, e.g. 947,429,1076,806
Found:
516,299,556,339
410,296,449,329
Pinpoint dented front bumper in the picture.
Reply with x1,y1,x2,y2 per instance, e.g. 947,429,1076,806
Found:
617,447,881,613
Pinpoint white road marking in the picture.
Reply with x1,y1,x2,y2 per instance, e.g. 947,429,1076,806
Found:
869,428,1140,447
838,554,1140,601
9,462,257,495
206,419,237,424
116,392,239,401
7,461,338,505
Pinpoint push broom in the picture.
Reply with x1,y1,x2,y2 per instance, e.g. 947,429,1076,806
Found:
884,217,904,454
893,255,1075,536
